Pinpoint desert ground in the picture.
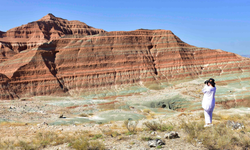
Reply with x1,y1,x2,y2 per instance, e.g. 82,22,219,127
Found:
0,78,250,150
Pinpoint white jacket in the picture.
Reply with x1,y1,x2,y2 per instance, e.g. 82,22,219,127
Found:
202,85,216,112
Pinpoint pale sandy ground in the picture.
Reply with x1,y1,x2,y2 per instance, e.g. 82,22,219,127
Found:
1,107,249,150
0,80,249,149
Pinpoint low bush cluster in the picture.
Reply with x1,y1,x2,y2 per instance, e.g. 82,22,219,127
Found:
143,121,174,132
124,120,138,133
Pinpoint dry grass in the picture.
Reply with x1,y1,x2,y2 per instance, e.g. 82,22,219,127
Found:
142,109,151,114
0,122,28,126
0,130,105,150
70,138,105,150
179,120,250,149
101,129,120,138
198,112,247,122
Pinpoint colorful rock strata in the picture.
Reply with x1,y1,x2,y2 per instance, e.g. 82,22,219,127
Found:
0,14,250,100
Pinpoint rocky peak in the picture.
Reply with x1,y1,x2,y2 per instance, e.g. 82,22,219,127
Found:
0,14,106,54
38,13,61,21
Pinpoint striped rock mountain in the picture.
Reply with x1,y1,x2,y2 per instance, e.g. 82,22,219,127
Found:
0,13,105,62
0,15,250,100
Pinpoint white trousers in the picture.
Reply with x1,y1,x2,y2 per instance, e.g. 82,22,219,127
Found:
204,107,214,124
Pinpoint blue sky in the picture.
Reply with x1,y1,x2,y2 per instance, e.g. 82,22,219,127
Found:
1,0,249,55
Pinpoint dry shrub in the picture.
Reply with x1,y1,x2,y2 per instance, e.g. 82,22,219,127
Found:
71,139,105,150
124,120,138,133
88,140,105,150
143,121,174,132
70,132,105,150
143,121,159,131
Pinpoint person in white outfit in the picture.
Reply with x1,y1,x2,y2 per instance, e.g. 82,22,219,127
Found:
202,79,216,127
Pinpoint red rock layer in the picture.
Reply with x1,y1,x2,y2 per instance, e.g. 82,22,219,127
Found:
0,29,250,99
0,13,106,62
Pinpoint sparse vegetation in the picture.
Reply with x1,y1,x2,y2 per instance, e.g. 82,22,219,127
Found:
143,121,174,132
0,130,105,150
141,136,153,141
101,129,120,137
124,120,138,133
179,120,250,149
70,138,105,150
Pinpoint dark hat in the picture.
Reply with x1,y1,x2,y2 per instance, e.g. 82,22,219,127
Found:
209,78,215,83
208,80,216,87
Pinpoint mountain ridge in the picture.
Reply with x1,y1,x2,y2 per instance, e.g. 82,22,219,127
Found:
0,14,249,100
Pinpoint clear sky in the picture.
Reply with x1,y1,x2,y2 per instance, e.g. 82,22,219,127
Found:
1,0,249,55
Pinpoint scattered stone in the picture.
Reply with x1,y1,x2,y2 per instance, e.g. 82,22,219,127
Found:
226,121,245,130
43,122,48,126
151,131,157,135
156,135,161,139
164,131,179,139
126,145,132,149
148,139,165,147
59,114,65,118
